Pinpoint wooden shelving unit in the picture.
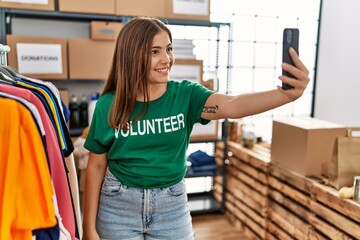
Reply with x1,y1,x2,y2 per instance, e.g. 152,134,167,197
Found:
216,140,360,240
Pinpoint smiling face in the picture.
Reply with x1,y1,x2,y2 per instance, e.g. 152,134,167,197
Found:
148,30,175,86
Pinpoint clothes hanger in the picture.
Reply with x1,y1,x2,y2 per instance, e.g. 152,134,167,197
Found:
0,44,17,84
0,65,19,79
5,65,22,78
0,46,21,78
0,72,14,85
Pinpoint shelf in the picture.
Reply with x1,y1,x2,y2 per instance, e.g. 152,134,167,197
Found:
189,138,221,144
0,8,227,27
69,127,85,137
0,8,124,22
186,170,220,178
188,192,222,214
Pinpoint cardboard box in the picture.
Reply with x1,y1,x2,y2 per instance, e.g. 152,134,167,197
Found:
59,0,115,15
90,21,123,41
0,0,55,11
115,0,166,17
59,89,69,107
6,35,68,80
271,117,347,177
68,39,116,80
165,0,210,21
170,59,204,85
191,121,219,141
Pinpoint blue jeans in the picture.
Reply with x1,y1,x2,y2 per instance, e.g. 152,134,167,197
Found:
96,169,195,240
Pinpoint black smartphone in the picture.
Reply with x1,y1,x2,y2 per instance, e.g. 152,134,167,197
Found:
282,28,299,90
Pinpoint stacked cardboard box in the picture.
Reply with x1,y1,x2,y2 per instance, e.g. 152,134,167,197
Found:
271,117,347,178
59,0,115,15
0,0,55,11
6,35,68,80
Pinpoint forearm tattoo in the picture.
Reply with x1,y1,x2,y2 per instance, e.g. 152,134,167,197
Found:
203,105,218,114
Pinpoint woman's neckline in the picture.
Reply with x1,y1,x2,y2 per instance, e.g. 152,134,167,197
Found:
136,81,171,104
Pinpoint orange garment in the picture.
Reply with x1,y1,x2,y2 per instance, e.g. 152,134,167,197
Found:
0,98,56,240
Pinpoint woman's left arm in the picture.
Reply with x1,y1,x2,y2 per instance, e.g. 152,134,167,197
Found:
201,47,310,120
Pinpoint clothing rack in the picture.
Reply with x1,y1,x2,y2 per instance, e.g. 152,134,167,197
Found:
0,43,10,66
0,44,82,240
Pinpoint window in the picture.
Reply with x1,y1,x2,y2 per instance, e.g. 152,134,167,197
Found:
170,0,322,142
211,0,321,141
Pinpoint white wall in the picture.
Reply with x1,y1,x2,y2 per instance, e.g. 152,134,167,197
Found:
314,0,360,126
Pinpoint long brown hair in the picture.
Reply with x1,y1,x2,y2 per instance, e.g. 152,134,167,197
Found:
102,17,172,130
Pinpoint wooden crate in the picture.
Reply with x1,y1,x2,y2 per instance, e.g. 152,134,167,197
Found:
218,141,360,240
270,163,360,240
268,163,313,239
213,175,223,203
219,141,270,239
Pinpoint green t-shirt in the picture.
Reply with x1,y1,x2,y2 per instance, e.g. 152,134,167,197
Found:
84,80,214,188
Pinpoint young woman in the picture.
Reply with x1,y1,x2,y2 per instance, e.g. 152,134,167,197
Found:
83,17,309,240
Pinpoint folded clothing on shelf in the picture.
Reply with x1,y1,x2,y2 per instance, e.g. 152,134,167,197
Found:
188,164,218,173
187,150,217,175
187,150,215,167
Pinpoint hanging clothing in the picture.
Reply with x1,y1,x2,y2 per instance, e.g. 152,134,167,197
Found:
0,84,77,240
14,77,74,156
0,97,57,240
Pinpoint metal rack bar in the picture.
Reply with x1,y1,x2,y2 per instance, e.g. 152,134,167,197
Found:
0,43,10,66
1,8,229,27
0,9,7,44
